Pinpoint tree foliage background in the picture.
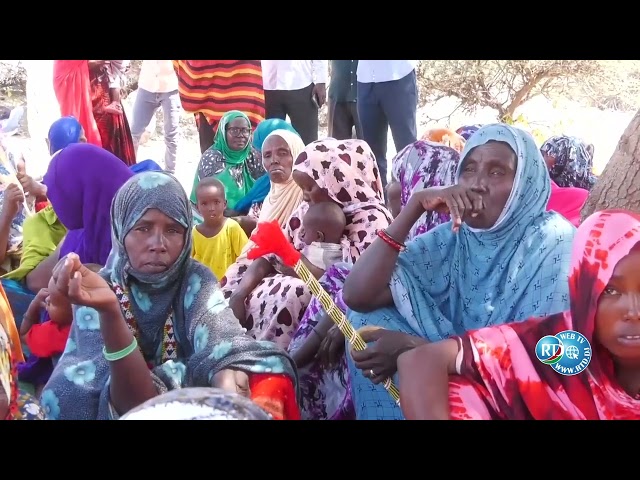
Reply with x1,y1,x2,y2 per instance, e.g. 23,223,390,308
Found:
416,60,640,120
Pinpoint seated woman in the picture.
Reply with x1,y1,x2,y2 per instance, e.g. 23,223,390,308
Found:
540,135,594,227
190,110,265,233
288,139,458,420
0,117,88,325
24,143,133,293
16,115,88,202
398,209,640,420
0,283,45,420
220,128,305,293
230,119,301,221
342,124,577,420
540,134,596,190
420,127,466,153
3,116,88,285
41,171,299,420
228,138,391,352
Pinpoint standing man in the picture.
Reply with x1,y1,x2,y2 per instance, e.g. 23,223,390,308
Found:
327,60,362,140
356,60,418,190
130,60,181,173
261,60,328,145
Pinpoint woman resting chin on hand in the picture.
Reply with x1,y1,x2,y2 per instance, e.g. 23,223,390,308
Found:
40,171,300,420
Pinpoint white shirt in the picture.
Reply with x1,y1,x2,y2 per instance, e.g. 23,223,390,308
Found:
356,60,417,83
261,60,328,91
138,60,179,93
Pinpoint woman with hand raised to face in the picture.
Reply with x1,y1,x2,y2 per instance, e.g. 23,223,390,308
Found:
342,123,577,420
40,171,299,420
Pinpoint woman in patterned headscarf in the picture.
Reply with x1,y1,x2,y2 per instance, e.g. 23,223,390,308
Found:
41,171,299,420
227,138,392,351
391,141,461,239
540,135,597,190
343,124,577,420
287,140,460,420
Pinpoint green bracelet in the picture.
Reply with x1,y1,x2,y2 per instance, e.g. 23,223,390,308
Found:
103,337,138,362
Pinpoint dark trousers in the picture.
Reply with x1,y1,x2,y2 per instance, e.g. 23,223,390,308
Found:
357,70,418,189
197,113,216,154
327,100,362,140
264,83,318,145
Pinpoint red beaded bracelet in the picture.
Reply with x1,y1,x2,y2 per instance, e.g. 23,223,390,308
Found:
377,229,406,252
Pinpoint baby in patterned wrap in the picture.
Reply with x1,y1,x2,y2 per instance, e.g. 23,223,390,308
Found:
300,202,348,273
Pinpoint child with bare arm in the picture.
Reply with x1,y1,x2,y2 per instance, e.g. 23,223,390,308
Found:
19,263,103,395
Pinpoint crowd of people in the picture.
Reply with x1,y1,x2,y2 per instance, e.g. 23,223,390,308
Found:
0,59,637,421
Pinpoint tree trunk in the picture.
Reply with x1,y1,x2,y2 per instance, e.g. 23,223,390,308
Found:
581,109,640,220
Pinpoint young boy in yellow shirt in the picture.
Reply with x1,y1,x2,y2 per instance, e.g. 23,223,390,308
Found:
192,177,248,281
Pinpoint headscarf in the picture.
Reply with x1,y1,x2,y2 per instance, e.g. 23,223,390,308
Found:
120,387,272,420
420,127,466,153
540,135,597,190
451,210,640,420
252,118,300,152
547,180,589,228
258,130,305,228
391,140,460,239
130,159,162,174
41,171,298,420
293,138,392,261
47,116,83,154
456,124,482,141
42,143,134,265
190,110,256,209
387,124,575,341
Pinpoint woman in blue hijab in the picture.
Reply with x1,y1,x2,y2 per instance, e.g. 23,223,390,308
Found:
130,159,163,174
47,116,85,155
341,124,577,420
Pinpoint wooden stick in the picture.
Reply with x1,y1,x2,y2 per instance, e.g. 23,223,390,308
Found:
293,260,400,405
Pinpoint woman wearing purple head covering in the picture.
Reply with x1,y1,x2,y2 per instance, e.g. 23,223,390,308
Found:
43,143,134,265
456,124,482,141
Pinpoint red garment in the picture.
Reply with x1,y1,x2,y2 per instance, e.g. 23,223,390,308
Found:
35,199,49,213
449,210,640,420
25,321,71,358
53,61,102,147
546,180,589,227
249,373,300,420
89,66,136,166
